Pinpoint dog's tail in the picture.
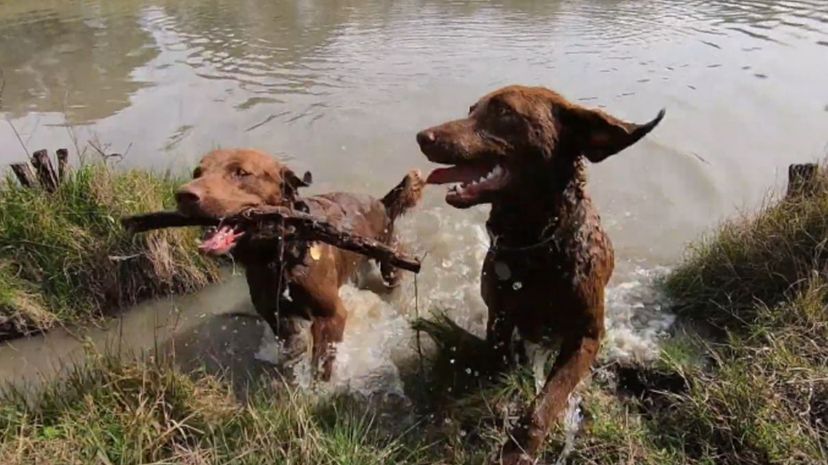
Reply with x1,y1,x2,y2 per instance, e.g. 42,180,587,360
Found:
381,169,425,221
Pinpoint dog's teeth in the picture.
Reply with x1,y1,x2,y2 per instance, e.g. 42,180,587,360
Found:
478,176,486,183
492,165,503,177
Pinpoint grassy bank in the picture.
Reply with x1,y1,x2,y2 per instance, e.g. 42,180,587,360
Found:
2,169,826,465
0,355,430,465
657,178,828,464
0,163,220,339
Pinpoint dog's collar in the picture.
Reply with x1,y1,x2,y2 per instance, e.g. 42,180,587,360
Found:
486,225,560,253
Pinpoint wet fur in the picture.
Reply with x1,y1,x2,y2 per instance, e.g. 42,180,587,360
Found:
176,149,424,380
417,85,664,464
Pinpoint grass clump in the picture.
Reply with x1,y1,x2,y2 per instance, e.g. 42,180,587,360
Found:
650,283,827,465
659,170,828,464
0,163,219,339
665,176,828,329
0,355,425,465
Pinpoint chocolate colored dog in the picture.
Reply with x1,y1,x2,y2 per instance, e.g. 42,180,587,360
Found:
176,148,423,380
417,85,664,464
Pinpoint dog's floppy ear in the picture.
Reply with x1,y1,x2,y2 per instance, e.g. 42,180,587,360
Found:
564,106,665,163
282,168,312,199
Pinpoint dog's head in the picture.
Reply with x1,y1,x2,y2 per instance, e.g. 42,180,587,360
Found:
416,85,664,208
175,148,311,254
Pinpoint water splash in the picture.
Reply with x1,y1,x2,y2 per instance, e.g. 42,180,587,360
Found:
253,209,676,401
555,392,583,465
254,284,411,398
603,266,676,363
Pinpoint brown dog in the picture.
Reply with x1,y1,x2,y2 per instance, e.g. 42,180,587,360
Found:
176,148,423,380
416,86,664,464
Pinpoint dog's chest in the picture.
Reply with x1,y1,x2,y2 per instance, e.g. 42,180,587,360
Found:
482,223,613,337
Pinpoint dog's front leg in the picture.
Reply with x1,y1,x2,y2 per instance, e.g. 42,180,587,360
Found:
498,330,601,465
310,300,347,381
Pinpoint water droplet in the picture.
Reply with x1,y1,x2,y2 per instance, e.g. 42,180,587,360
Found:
449,359,455,364
465,368,472,374
513,281,523,290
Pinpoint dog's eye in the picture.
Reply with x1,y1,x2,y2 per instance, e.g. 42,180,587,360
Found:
468,104,477,115
192,168,202,179
496,105,514,118
234,167,251,178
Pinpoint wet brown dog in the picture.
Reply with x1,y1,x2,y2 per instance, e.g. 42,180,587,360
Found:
176,148,423,380
417,86,664,464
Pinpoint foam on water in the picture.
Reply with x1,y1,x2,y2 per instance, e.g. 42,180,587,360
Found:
603,266,676,363
253,284,412,397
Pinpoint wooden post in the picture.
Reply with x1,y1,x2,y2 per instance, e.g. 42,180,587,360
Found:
10,163,37,188
786,163,819,199
56,148,69,182
30,149,59,192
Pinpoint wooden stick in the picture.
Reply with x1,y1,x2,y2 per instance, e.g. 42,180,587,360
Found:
121,207,421,273
56,148,69,182
30,149,59,192
10,163,37,188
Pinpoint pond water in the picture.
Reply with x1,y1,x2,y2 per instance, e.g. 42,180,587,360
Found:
0,0,826,392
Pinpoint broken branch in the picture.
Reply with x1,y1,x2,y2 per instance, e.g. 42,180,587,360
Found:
121,207,421,273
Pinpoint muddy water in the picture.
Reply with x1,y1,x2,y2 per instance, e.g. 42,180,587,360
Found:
1,0,827,392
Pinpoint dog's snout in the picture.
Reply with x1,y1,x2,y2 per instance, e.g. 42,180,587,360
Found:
416,130,436,147
175,188,201,209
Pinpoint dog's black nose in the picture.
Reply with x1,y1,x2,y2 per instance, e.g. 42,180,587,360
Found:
175,189,201,209
416,130,436,147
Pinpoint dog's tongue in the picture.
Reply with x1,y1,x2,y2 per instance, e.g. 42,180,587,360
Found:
426,164,491,185
198,225,244,255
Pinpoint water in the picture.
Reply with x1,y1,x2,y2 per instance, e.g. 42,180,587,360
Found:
1,0,826,393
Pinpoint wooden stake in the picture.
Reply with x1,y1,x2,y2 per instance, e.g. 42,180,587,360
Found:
56,148,69,182
30,149,59,192
10,163,37,188
786,163,819,199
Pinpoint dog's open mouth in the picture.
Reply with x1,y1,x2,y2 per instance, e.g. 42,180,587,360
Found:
198,225,245,255
426,162,510,207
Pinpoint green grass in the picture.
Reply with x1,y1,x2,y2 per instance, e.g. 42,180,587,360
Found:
0,354,430,465
657,173,828,464
665,174,828,330
0,163,220,339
